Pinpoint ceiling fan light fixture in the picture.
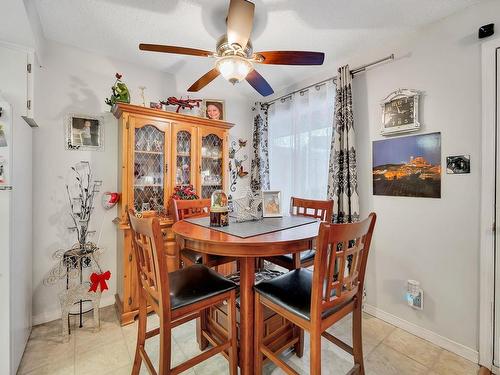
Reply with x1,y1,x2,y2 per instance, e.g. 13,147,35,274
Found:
216,55,253,84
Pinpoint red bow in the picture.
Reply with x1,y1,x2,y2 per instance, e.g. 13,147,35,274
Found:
89,271,111,293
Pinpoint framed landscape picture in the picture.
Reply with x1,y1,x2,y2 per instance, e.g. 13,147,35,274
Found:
372,132,441,198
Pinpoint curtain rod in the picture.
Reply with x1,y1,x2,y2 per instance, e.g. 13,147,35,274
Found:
265,53,395,105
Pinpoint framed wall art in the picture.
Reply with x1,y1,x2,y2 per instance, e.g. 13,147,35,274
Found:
446,155,470,174
372,132,441,198
381,89,422,135
262,190,282,217
203,99,225,121
65,114,104,151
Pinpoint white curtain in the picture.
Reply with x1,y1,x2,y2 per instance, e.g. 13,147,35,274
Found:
268,81,335,212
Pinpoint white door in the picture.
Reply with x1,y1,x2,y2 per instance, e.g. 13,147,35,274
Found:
0,43,32,375
495,47,500,368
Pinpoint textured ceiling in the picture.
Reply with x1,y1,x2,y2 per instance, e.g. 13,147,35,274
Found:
1,0,36,48
33,0,485,98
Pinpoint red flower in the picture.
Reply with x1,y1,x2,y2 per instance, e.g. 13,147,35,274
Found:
115,73,123,80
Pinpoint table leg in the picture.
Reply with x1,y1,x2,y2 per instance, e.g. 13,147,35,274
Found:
239,257,256,375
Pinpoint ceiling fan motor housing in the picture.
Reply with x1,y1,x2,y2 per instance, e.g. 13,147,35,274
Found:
216,34,253,58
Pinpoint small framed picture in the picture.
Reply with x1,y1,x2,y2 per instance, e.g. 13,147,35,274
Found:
203,99,225,121
149,102,162,109
446,155,470,174
262,190,282,218
65,114,104,151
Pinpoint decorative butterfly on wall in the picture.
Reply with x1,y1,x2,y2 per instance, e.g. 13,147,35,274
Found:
237,165,248,177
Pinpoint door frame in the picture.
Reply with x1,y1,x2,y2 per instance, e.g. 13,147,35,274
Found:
479,36,500,371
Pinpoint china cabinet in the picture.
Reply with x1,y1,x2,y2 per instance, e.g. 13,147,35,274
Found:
113,103,233,325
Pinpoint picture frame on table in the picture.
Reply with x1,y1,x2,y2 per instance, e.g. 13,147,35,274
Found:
203,99,225,121
65,113,104,151
262,190,282,218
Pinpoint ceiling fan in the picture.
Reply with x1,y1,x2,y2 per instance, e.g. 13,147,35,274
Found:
139,0,325,97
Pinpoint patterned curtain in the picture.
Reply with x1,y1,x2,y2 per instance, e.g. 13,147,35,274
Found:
327,65,360,223
250,102,270,192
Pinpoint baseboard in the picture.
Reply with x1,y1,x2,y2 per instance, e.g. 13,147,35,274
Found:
363,304,479,363
32,294,116,326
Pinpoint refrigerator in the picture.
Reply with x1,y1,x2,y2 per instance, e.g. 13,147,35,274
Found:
0,92,32,373
0,98,14,373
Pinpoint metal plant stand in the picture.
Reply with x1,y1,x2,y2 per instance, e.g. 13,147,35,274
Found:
45,162,106,339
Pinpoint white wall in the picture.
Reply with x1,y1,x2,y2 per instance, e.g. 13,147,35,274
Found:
355,1,500,357
31,40,173,324
32,40,253,324
262,0,500,360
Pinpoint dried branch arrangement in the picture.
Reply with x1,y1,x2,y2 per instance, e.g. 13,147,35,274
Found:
66,161,102,249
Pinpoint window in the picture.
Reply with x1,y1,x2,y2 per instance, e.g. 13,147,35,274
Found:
268,81,335,211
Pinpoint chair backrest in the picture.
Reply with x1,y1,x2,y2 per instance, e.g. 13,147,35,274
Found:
127,209,170,315
172,198,211,223
290,196,334,222
311,213,376,320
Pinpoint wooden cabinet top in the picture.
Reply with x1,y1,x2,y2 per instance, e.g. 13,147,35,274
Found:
112,103,234,130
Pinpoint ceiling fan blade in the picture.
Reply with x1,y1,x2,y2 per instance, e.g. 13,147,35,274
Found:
246,69,274,97
187,68,221,92
226,0,255,49
139,44,214,57
255,51,325,65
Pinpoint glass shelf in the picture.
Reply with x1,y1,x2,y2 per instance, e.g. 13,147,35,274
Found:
202,156,222,160
135,150,163,155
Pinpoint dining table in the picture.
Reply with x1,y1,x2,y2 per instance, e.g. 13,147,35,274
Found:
172,216,320,375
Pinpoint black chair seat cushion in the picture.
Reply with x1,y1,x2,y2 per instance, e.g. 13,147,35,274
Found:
181,249,221,264
169,264,237,310
273,250,316,265
254,268,353,321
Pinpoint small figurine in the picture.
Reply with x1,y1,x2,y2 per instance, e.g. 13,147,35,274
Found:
105,73,130,108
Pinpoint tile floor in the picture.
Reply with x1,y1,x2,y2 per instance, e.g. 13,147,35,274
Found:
17,305,479,375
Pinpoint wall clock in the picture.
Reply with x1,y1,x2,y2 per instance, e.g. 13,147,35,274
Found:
380,89,422,135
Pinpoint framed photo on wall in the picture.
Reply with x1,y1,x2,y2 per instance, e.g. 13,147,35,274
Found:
65,114,104,151
262,190,282,217
446,155,470,174
372,132,441,198
203,99,225,121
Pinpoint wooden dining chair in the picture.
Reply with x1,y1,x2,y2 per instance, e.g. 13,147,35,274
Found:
254,213,377,375
172,198,236,270
127,209,238,375
265,197,334,270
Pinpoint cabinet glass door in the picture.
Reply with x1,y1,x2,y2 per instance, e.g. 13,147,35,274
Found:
133,125,165,211
200,132,223,199
174,128,195,188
